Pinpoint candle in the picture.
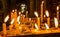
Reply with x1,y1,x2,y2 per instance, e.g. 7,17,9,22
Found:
57,6,59,20
9,19,15,34
11,10,14,20
54,17,58,28
14,9,18,30
45,10,50,27
41,1,44,23
34,12,40,29
3,15,9,35
26,11,28,18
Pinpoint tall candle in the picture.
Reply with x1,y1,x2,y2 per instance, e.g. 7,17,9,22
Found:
3,16,9,35
37,17,40,28
11,10,14,20
3,23,6,35
26,11,28,18
45,10,50,27
14,9,17,29
57,6,59,20
34,12,40,29
9,19,15,34
41,1,44,23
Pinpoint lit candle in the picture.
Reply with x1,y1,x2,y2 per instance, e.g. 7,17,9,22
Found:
11,10,14,20
45,10,50,27
9,19,15,35
34,11,40,29
15,16,21,34
45,23,49,29
54,17,58,28
3,15,9,35
57,6,59,20
14,9,17,30
41,1,44,23
26,11,28,18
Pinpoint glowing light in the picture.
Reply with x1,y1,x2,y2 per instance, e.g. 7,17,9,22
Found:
34,11,38,17
12,10,14,12
42,1,44,4
10,19,15,24
4,16,9,22
45,23,49,29
45,10,49,17
57,6,59,10
54,17,58,28
17,16,20,22
35,23,39,29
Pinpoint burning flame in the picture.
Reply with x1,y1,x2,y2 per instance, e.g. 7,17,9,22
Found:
34,11,38,17
12,10,14,12
45,23,49,29
44,15,46,18
42,1,44,4
54,17,58,28
35,23,39,29
57,6,59,10
45,10,49,17
17,16,20,22
10,19,15,24
4,15,9,22
19,12,21,15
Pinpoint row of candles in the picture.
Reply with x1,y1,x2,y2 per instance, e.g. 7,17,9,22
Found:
2,1,60,36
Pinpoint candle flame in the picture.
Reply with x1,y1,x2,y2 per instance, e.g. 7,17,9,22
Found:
35,23,39,29
34,12,38,17
17,16,20,22
45,10,49,17
12,10,14,12
4,16,9,22
10,19,15,24
45,23,49,29
57,6,59,10
19,12,21,15
54,17,58,28
44,15,46,18
42,1,44,4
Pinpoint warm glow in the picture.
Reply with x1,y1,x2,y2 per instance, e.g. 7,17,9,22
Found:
10,19,15,24
17,16,20,22
12,10,14,12
19,12,21,15
19,26,22,29
35,23,39,29
45,10,49,17
45,23,49,29
26,11,28,13
57,6,59,10
4,16,9,22
42,1,44,4
34,11,38,17
44,15,46,18
54,17,58,28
